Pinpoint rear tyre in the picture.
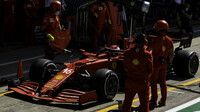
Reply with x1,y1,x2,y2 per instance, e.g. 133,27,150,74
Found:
173,50,199,77
29,58,57,84
93,68,119,101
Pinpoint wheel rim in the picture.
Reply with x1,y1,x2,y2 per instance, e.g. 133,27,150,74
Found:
105,74,118,99
42,63,57,84
189,54,199,75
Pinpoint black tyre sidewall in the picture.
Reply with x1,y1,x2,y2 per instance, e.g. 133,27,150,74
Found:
29,59,56,84
93,69,119,101
173,50,199,77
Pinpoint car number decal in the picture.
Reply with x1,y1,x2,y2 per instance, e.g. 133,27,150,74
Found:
63,68,73,74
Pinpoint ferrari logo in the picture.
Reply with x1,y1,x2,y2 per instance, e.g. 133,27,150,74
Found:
126,45,129,49
131,1,135,6
132,59,139,65
56,75,64,80
136,48,139,53
112,62,117,70
162,46,166,52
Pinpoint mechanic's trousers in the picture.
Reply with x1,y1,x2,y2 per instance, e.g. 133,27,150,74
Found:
44,41,55,60
0,15,14,45
122,81,150,112
150,67,167,105
92,23,115,51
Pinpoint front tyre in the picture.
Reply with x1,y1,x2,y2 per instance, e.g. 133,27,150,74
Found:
93,69,119,101
29,58,57,84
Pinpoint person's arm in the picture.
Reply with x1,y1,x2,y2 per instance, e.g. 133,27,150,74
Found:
168,47,174,65
40,14,49,32
147,53,153,79
105,5,112,25
123,51,129,72
90,4,98,18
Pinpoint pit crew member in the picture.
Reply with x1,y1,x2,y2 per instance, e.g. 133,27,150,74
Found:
147,20,174,107
41,1,70,60
122,33,153,112
90,0,115,52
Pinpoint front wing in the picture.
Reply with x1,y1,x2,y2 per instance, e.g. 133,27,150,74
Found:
9,81,98,105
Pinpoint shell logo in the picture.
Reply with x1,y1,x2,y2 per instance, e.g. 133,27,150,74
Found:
132,59,139,65
163,36,166,40
56,75,64,80
162,46,166,52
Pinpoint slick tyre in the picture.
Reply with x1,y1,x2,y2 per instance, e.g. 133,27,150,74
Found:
29,58,57,84
93,69,119,101
173,50,199,77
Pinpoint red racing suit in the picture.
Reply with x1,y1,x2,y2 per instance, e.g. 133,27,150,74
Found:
122,46,153,112
42,12,71,60
0,0,15,45
42,13,60,60
90,3,115,51
149,35,173,105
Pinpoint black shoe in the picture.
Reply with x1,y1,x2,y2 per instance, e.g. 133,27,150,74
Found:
149,102,156,110
158,100,166,107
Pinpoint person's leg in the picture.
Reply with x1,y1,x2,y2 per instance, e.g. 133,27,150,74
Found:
150,67,160,105
104,24,115,47
44,42,55,60
92,25,103,52
122,89,135,112
158,68,167,106
138,82,150,112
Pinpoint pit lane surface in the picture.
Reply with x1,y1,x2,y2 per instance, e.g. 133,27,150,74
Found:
0,37,200,112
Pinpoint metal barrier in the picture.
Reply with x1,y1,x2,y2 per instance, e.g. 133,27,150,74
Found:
75,1,96,43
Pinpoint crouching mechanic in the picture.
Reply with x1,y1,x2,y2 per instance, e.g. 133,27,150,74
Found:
122,33,153,112
41,1,71,60
147,20,174,107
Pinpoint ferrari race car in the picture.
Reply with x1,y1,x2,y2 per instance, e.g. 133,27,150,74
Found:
8,32,199,105
9,47,127,105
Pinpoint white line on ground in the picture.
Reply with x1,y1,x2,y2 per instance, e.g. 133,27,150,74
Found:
0,70,29,80
168,90,184,94
165,97,200,112
0,55,44,67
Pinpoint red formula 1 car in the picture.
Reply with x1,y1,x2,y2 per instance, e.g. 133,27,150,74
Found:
9,47,127,105
8,32,199,105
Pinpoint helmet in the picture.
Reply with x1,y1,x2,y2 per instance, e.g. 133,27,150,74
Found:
51,1,61,12
154,20,169,32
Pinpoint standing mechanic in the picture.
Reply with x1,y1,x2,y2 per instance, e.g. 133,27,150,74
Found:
176,1,193,46
41,0,71,60
24,0,37,46
147,20,174,107
0,0,15,47
122,33,153,112
90,0,115,52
